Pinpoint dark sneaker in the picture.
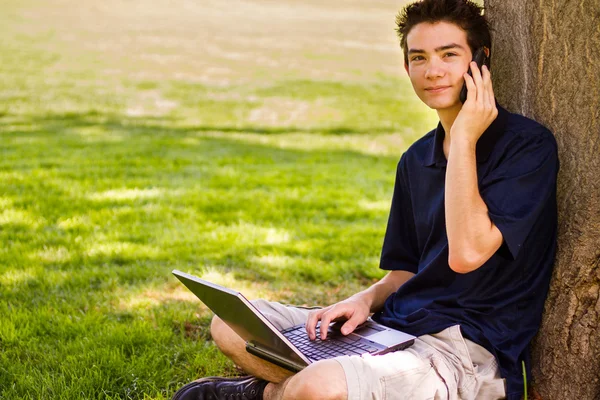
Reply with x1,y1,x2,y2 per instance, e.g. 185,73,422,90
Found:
172,375,269,400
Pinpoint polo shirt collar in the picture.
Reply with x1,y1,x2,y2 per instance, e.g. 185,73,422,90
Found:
423,104,509,167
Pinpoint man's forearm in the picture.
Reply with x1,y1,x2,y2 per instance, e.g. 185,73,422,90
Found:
350,270,415,313
445,138,502,273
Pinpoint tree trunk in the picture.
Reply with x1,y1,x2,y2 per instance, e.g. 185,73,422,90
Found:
484,1,600,398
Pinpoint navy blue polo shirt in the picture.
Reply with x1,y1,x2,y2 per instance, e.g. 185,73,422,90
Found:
372,105,559,399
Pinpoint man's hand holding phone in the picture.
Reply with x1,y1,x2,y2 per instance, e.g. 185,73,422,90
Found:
451,61,498,143
305,296,371,341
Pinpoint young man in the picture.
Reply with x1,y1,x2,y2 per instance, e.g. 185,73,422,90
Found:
174,1,558,399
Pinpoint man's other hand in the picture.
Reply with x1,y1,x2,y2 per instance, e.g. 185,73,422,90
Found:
451,62,498,142
305,297,370,341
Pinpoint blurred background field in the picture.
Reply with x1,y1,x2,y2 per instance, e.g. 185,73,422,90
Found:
0,0,436,398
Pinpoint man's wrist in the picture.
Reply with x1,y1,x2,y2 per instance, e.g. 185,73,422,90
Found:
355,280,394,313
449,135,478,152
349,291,375,313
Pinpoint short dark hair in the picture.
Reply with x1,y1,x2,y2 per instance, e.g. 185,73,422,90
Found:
396,0,492,66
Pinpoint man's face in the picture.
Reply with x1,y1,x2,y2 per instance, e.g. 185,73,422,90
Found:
404,21,473,111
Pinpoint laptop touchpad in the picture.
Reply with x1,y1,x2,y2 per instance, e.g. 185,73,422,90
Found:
353,326,382,337
362,330,407,347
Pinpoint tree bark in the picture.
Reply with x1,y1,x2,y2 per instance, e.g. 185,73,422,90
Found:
485,1,600,398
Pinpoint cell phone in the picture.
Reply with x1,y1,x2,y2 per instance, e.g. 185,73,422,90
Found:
459,47,489,103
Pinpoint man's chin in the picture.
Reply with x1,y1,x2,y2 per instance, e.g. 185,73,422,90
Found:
425,98,461,111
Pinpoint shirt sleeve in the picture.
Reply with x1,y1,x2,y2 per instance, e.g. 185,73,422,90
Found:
379,155,420,273
480,130,559,260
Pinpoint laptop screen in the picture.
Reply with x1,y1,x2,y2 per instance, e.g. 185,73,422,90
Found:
172,270,307,366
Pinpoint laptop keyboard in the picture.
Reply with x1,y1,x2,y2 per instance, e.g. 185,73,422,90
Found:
282,325,381,361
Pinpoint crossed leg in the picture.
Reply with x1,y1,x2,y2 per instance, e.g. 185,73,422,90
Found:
210,316,347,400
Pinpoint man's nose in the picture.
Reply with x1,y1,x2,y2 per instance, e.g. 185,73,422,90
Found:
424,59,445,79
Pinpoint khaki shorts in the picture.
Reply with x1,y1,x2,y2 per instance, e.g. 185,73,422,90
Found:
252,299,506,400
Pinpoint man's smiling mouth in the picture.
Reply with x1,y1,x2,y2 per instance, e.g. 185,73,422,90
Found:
425,86,451,92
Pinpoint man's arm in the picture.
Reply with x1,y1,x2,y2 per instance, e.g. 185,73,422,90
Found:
445,138,503,273
305,270,415,340
445,62,503,274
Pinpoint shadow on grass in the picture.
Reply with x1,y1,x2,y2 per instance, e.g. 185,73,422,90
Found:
1,108,401,223
1,110,413,136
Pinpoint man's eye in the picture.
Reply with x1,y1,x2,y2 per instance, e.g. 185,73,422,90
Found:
444,53,457,57
411,56,424,62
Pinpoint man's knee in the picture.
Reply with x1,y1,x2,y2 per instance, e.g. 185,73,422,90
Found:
284,360,347,400
210,315,242,357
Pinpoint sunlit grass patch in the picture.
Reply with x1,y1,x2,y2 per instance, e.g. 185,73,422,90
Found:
85,241,164,261
74,125,124,142
199,268,274,300
0,171,25,182
250,254,295,269
247,98,340,126
117,284,200,313
358,199,392,211
0,267,37,286
205,222,292,246
87,187,165,202
57,214,92,230
125,90,179,117
0,196,14,208
30,246,73,264
0,208,46,228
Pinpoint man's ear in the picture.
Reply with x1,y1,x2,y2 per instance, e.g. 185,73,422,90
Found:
404,62,409,75
483,46,490,58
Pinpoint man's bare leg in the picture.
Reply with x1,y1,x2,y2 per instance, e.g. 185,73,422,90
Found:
263,360,347,400
211,316,348,399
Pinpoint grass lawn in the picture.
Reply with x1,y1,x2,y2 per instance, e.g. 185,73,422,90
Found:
0,0,437,398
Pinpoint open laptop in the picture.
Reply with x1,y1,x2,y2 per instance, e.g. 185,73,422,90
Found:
173,270,415,372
